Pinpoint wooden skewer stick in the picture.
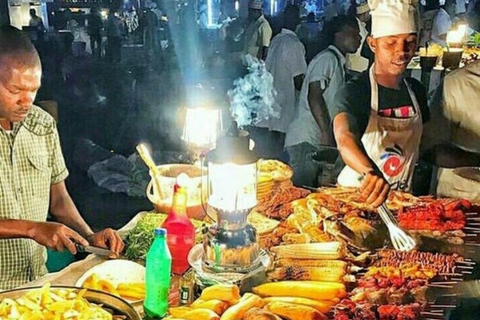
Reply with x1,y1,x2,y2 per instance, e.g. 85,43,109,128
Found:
467,223,480,226
467,217,480,220
427,284,454,288
452,277,463,281
457,265,474,269
428,309,446,313
439,272,463,276
465,212,478,216
431,281,458,285
422,312,444,317
429,305,456,308
463,227,480,232
458,260,475,264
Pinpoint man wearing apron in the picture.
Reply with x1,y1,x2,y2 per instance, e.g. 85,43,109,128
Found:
328,0,430,207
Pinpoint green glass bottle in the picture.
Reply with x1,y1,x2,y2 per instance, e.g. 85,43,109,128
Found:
144,228,172,319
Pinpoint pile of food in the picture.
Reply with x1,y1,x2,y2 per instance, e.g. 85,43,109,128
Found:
167,282,346,320
71,160,480,320
82,273,145,301
0,283,113,320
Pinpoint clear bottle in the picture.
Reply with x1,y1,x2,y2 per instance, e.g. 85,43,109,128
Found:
162,183,196,274
144,228,172,319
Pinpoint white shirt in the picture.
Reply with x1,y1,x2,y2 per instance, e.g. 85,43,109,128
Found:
456,0,466,14
243,15,273,58
285,45,346,148
420,8,451,47
257,29,307,133
346,17,369,73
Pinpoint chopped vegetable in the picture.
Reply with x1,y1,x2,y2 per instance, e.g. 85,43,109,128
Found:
124,213,207,262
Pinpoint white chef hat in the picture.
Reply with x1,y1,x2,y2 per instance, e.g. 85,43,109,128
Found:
356,2,370,14
369,0,417,38
249,0,264,9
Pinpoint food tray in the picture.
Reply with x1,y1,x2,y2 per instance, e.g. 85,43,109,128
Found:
0,286,141,320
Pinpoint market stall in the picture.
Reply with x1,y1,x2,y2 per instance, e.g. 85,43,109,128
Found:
2,146,480,320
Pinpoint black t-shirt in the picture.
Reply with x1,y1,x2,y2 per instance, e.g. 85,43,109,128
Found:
329,72,430,137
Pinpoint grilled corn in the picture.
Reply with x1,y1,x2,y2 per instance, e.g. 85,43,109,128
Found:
270,242,344,260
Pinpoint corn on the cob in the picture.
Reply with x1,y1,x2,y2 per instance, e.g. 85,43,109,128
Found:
267,266,346,282
270,242,344,260
263,297,337,313
253,281,346,301
276,258,348,270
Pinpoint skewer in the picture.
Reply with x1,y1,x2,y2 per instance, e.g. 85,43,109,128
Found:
438,293,458,297
439,272,463,276
463,227,480,232
429,305,456,308
428,309,445,313
465,212,478,216
467,223,480,226
461,271,473,275
467,217,480,220
431,281,458,285
452,277,463,281
458,260,475,265
428,284,454,288
465,234,478,237
457,265,474,269
422,312,444,317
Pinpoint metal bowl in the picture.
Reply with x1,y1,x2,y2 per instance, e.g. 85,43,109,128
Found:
0,286,141,320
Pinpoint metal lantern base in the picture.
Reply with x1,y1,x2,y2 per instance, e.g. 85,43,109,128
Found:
202,219,261,273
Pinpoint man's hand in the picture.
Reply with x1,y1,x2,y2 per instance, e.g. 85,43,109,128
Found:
360,170,390,208
87,228,124,257
29,222,89,254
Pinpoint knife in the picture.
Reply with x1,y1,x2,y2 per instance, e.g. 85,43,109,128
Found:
75,244,118,258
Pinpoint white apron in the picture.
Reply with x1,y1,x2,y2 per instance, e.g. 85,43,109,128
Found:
337,66,423,192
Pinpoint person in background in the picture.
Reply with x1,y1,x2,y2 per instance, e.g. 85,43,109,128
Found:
106,10,124,63
0,26,123,290
88,7,103,58
419,0,452,47
252,5,307,160
29,8,45,43
243,0,272,60
285,15,360,187
324,0,340,21
29,9,44,30
423,61,480,200
144,5,159,55
297,12,322,44
346,2,371,75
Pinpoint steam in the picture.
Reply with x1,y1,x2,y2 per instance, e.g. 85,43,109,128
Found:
228,55,279,128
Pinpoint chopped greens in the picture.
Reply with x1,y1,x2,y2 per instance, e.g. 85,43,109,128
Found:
124,213,207,262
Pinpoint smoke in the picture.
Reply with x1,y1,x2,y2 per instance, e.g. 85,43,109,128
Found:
228,55,279,128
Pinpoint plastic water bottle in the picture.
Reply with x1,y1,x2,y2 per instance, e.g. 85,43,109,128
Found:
144,228,172,319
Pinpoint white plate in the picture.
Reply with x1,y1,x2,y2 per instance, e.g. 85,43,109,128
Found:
75,260,145,303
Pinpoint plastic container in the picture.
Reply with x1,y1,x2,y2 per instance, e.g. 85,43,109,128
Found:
144,228,172,319
161,184,196,275
146,164,207,219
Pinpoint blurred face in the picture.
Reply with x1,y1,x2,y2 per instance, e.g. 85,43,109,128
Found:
248,9,262,22
0,54,41,125
336,24,362,54
368,33,417,75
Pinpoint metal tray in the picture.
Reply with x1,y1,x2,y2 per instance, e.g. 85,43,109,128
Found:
0,286,141,320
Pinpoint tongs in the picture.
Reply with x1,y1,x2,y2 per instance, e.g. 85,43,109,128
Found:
378,203,416,252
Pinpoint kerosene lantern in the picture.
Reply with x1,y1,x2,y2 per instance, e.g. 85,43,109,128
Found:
203,121,260,273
